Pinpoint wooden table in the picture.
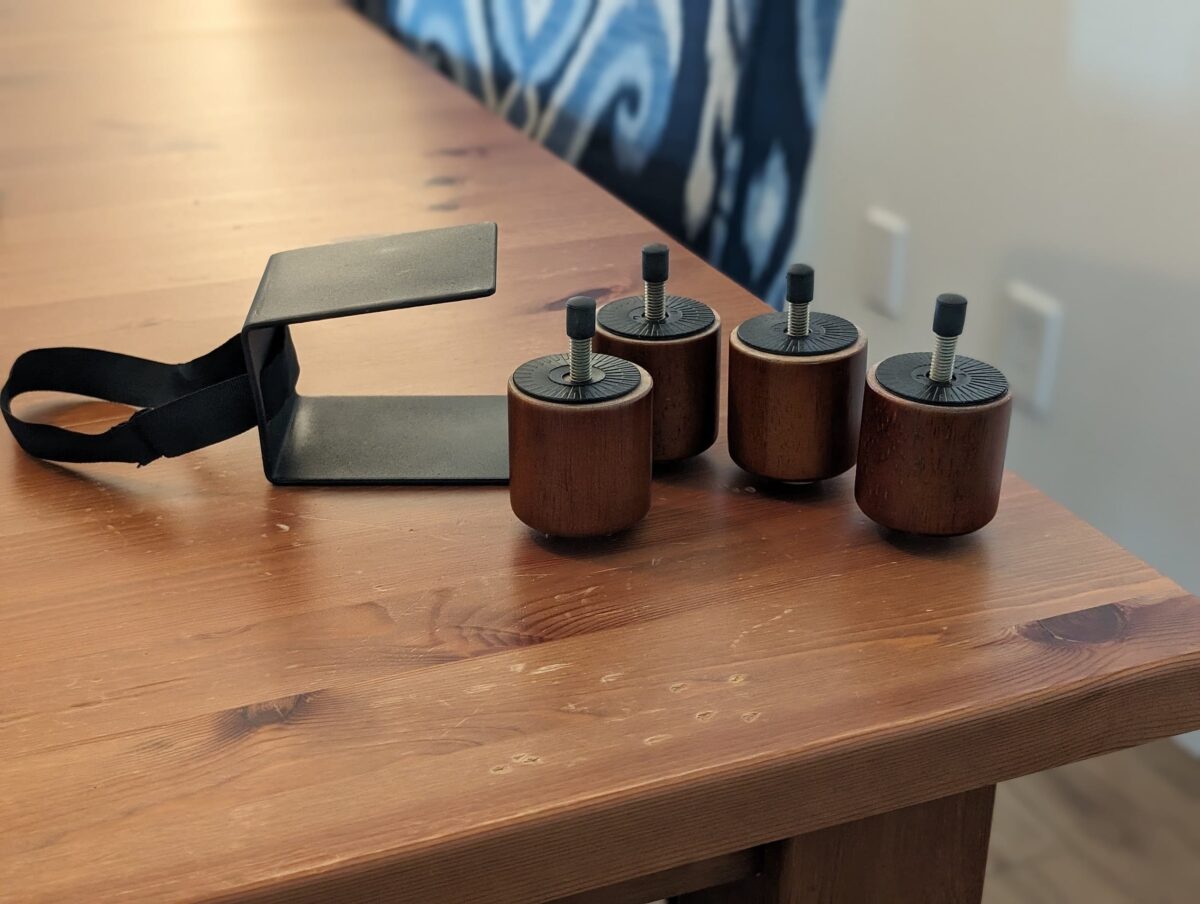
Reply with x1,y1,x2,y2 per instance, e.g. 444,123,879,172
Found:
2,2,1198,902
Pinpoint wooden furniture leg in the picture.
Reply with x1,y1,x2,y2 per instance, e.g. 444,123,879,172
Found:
672,785,996,904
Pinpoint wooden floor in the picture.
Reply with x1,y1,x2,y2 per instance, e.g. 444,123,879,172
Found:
985,741,1200,903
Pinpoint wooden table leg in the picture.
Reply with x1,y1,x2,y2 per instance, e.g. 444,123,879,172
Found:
672,785,996,904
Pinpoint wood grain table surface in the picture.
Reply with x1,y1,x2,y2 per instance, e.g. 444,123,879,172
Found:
2,2,1199,902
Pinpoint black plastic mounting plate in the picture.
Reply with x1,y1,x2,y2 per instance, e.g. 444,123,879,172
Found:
240,223,509,485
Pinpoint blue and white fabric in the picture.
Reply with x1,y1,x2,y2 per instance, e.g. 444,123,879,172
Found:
357,0,843,306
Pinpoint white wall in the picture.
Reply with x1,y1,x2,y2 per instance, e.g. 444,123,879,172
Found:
797,0,1200,593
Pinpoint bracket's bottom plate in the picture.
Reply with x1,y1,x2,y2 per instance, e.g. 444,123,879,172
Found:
269,395,509,485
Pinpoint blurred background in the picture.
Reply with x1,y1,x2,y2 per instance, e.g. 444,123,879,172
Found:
355,0,1199,900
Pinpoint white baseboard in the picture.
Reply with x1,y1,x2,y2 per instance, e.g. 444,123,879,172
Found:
1175,731,1200,758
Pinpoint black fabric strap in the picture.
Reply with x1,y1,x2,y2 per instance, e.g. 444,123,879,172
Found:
1,337,259,466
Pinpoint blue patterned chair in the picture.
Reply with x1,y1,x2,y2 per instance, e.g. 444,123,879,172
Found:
355,1,843,306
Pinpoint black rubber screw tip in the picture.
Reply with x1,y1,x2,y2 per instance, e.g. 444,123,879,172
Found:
642,243,669,283
933,293,968,337
566,295,596,339
786,263,815,304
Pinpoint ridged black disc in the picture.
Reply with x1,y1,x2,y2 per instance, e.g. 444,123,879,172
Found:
512,353,641,404
875,352,1009,406
596,295,716,340
736,311,858,356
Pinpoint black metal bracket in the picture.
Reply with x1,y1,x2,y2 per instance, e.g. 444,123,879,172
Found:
239,222,509,485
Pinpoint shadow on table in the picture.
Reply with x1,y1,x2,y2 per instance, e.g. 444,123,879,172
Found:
871,524,985,560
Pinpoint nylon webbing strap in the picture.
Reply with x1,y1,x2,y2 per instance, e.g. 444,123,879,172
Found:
1,336,263,466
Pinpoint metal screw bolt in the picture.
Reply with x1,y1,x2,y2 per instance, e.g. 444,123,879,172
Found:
642,243,669,322
785,264,814,338
929,293,967,383
566,295,596,383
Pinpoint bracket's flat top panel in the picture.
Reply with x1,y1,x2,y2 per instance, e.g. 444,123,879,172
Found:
245,222,497,327
271,395,508,484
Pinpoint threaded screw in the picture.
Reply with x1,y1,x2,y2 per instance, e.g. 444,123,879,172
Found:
929,294,967,383
642,243,669,322
565,295,596,383
785,263,814,338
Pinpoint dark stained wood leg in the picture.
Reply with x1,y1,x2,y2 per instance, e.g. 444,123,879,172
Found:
854,368,1012,536
548,849,757,904
672,785,996,904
